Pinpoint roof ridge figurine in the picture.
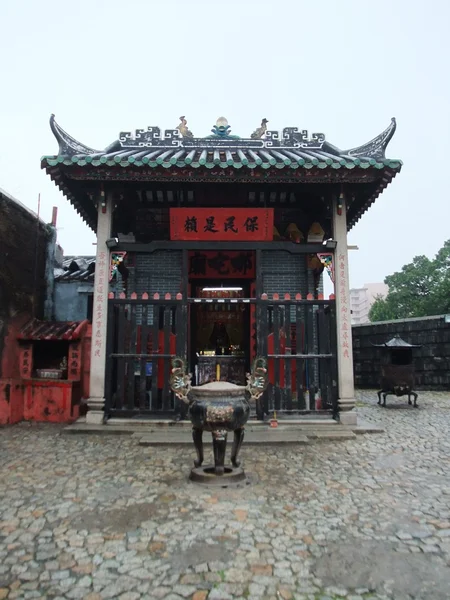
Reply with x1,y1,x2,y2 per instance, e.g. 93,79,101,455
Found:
251,118,268,139
176,116,194,139
208,117,240,139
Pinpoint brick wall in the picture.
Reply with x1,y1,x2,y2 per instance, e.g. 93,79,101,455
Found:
127,251,182,296
352,315,450,390
127,250,318,298
261,251,313,296
125,251,182,324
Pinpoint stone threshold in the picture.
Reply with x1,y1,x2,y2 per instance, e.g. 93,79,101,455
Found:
63,417,383,443
106,417,337,428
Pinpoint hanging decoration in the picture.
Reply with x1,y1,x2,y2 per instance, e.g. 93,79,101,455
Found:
109,251,127,282
285,223,304,243
337,192,344,216
307,222,325,243
317,252,334,283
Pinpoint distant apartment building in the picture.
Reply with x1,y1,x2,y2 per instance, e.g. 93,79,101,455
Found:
350,282,389,325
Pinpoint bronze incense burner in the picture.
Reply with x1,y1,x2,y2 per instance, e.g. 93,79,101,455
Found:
373,335,421,407
169,357,268,482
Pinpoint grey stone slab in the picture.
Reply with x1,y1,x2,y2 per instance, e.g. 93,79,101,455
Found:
314,540,450,600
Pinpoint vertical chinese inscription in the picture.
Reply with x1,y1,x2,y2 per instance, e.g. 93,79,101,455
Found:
93,251,107,359
338,253,350,359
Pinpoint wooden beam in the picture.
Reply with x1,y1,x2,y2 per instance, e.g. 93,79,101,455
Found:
116,241,330,254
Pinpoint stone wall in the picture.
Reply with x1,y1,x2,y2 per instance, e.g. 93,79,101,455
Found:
54,282,93,322
352,315,450,390
0,189,51,378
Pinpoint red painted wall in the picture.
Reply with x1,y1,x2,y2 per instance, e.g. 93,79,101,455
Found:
23,380,80,423
0,315,28,425
0,380,24,425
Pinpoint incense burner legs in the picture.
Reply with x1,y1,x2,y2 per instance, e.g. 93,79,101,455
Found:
377,389,419,407
231,427,245,468
192,428,204,468
212,430,228,476
192,426,245,475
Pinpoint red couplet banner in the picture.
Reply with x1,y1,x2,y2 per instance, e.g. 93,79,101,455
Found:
170,208,273,241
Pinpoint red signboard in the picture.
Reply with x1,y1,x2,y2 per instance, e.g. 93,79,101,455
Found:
170,208,273,241
188,251,255,279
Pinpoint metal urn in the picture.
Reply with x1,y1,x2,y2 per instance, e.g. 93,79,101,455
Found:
372,335,421,407
169,357,268,483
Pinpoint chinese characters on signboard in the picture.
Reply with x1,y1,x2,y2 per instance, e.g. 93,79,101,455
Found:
93,251,107,359
338,253,350,359
170,208,273,241
188,251,256,279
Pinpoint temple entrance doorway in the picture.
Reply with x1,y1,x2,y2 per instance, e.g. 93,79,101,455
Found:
189,279,252,387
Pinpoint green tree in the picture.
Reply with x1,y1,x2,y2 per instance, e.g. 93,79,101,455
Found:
368,241,450,322
368,295,400,322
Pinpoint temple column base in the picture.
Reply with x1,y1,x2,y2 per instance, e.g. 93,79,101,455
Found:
338,400,357,426
86,399,105,424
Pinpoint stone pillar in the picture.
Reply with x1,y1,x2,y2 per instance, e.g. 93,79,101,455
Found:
332,192,357,425
86,190,112,424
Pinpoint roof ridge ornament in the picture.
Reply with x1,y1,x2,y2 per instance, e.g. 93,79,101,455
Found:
176,116,194,139
209,117,240,139
282,127,326,149
49,114,99,156
344,118,397,160
251,118,268,140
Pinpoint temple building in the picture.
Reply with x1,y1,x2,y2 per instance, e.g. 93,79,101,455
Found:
42,114,402,426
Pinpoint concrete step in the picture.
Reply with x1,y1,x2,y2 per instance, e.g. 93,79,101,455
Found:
62,417,383,440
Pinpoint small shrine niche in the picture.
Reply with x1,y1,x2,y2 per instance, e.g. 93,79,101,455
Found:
16,319,91,423
17,320,88,382
32,341,68,378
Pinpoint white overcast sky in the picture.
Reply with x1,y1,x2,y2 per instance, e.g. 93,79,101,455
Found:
1,0,449,289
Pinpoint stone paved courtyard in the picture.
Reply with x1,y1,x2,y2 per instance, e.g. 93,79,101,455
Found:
1,390,450,600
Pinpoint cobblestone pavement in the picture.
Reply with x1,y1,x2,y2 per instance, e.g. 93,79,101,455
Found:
1,391,450,600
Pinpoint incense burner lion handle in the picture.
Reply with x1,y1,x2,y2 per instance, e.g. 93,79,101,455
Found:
246,357,268,403
169,357,192,405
